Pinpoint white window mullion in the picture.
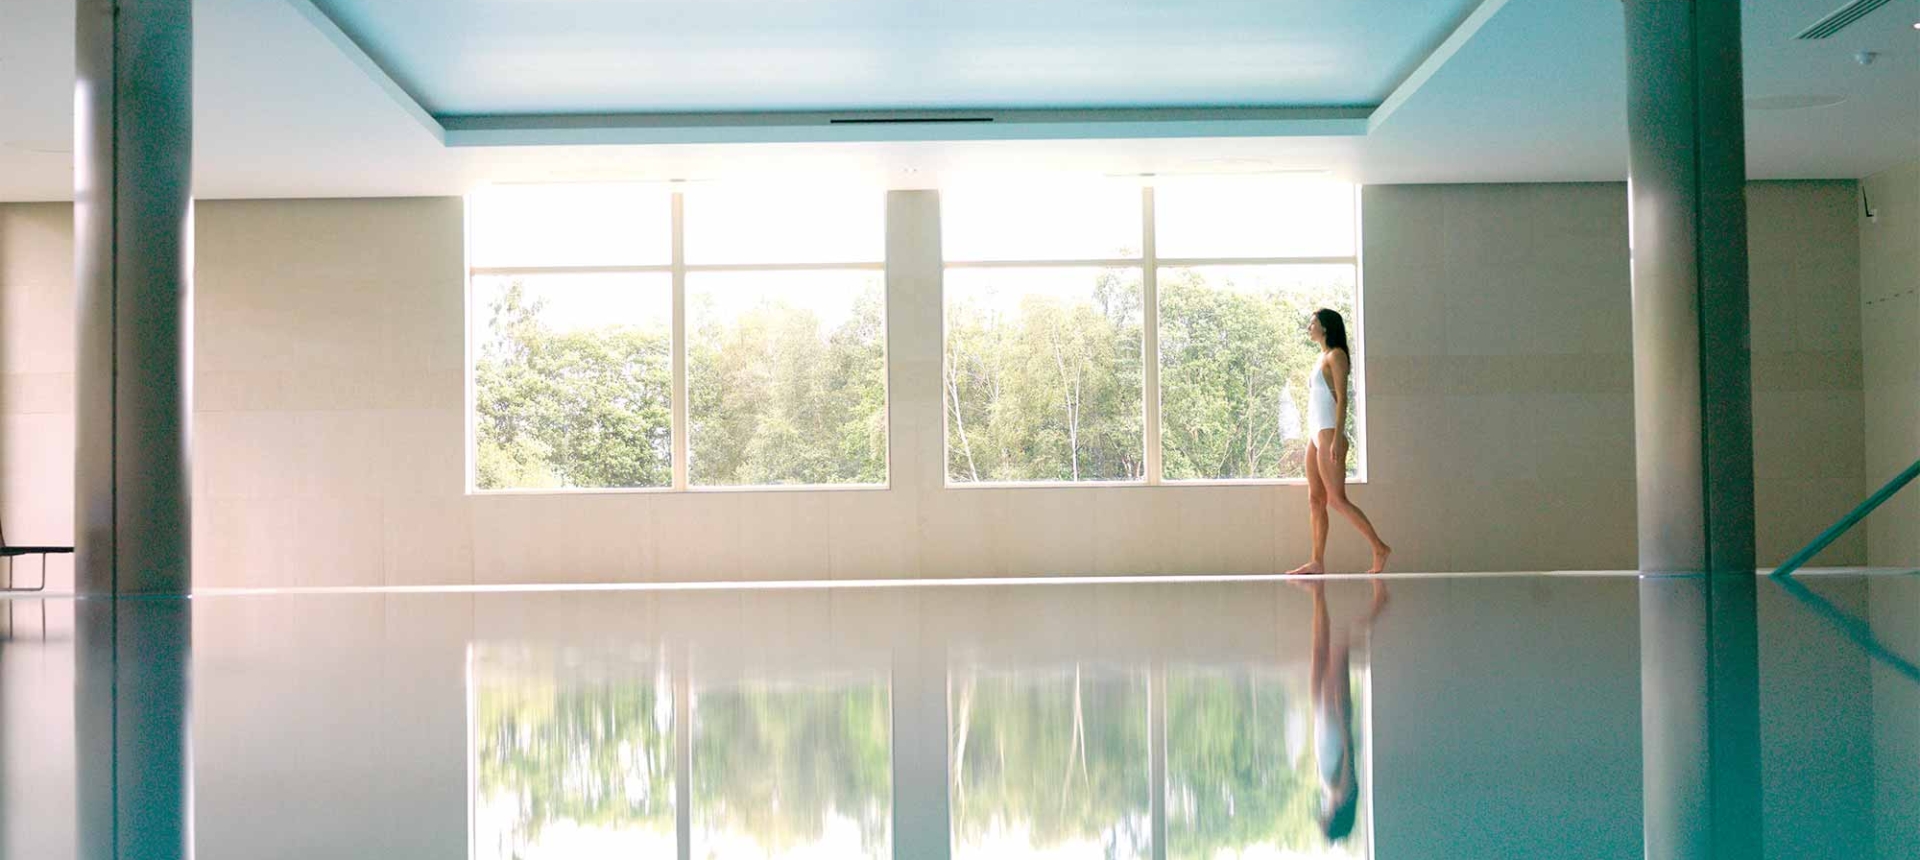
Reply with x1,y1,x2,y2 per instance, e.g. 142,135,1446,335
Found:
1142,185,1163,485
1149,660,1169,860
673,648,693,860
671,191,690,491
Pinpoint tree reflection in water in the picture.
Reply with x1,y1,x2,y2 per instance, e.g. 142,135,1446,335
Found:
472,646,676,860
693,677,892,859
949,664,1152,859
1167,668,1369,859
473,641,1366,859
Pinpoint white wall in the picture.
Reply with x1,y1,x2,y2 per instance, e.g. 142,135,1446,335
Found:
0,182,1871,589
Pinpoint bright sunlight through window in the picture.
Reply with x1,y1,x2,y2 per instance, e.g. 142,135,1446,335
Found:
467,183,888,492
941,177,1363,486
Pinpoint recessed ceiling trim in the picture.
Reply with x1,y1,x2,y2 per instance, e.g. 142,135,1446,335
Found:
286,0,1503,149
1795,0,1896,39
1745,94,1848,111
1368,0,1516,133
438,108,1374,147
282,0,446,143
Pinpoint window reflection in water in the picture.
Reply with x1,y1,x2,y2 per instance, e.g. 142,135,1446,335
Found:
467,600,1371,860
693,673,892,859
949,663,1152,859
1167,668,1369,859
472,645,676,860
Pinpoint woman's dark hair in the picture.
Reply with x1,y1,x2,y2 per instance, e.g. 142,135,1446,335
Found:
1321,785,1359,842
1314,308,1351,355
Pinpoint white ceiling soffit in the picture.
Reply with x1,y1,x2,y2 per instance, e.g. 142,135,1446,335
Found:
290,0,1504,146
3,0,1914,200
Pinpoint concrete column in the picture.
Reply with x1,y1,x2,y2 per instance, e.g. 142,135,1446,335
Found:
73,1,195,859
75,0,193,598
1623,2,1762,860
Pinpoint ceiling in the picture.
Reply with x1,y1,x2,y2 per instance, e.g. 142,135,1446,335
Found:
316,0,1473,114
0,0,1915,201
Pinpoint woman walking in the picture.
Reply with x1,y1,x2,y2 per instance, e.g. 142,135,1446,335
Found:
1288,308,1391,575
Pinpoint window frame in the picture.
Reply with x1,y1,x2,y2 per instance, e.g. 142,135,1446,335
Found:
464,185,891,495
940,181,1367,488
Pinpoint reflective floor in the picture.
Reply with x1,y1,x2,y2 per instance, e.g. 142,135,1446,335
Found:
3,571,1917,859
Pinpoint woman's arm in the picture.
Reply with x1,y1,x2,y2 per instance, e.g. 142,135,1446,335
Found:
1329,350,1351,426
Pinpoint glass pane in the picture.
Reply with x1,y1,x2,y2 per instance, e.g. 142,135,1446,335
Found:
1153,178,1356,259
468,184,672,268
472,273,674,490
687,270,888,487
948,664,1151,860
942,181,1143,262
1167,668,1370,860
693,676,892,859
944,267,1145,483
472,645,676,860
683,186,885,265
1157,265,1359,480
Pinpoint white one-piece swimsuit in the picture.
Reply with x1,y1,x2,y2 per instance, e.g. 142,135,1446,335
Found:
1307,360,1338,437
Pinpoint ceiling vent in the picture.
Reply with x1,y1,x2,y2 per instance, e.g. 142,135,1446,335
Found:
1796,0,1895,39
829,116,994,125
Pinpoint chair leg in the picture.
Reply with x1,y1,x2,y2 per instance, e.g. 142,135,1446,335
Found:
0,555,50,594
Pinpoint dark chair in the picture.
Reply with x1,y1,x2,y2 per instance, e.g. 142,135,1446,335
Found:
1,517,73,592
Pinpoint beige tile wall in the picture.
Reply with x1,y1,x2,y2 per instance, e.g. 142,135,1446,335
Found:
1363,181,1866,571
1861,161,1920,569
191,198,471,588
1859,162,1920,858
0,203,75,590
0,181,1871,588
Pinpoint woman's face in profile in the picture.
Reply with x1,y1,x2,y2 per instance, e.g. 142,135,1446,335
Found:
1307,315,1325,345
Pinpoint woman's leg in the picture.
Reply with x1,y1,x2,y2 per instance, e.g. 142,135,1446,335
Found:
1288,440,1331,574
1307,581,1329,699
1315,430,1391,573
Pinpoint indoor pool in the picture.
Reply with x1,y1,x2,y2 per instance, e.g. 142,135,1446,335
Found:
3,570,1915,859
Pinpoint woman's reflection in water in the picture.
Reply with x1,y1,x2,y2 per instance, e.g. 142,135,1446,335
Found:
1298,578,1388,843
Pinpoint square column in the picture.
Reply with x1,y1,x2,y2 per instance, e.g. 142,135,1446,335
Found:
1623,2,1762,859
73,2,195,860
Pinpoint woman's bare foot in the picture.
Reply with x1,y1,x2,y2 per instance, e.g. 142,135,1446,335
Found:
1287,561,1326,575
1367,544,1392,574
1367,580,1391,620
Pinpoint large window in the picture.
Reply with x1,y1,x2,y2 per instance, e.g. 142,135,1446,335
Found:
944,266,1146,483
943,178,1362,485
468,184,888,492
